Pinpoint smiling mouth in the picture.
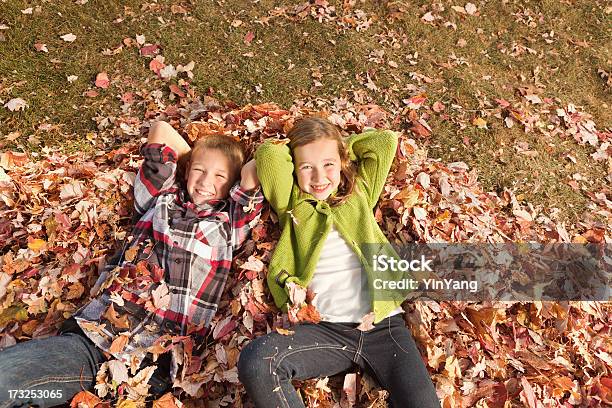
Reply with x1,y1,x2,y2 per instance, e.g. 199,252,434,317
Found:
311,184,330,193
195,189,214,198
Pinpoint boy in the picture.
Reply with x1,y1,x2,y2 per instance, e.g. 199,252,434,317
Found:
0,121,263,407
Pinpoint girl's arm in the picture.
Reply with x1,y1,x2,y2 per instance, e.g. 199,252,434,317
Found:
347,129,398,208
255,140,294,217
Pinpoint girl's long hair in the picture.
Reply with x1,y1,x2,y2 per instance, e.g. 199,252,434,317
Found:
287,116,357,206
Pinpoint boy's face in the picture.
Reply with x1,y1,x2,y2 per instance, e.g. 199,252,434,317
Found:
294,138,342,200
186,148,234,205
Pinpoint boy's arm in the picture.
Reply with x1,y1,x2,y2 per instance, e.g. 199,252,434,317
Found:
133,122,187,215
228,184,265,250
147,121,191,159
346,130,398,208
240,159,260,191
254,140,294,217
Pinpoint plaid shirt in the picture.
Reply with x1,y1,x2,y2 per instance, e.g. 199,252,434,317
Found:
72,143,263,369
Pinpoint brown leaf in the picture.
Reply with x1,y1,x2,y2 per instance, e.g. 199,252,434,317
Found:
103,303,130,329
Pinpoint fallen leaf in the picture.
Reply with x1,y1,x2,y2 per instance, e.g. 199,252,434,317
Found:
70,390,101,408
4,98,28,112
34,42,48,52
95,72,110,89
356,312,375,331
244,31,255,45
60,33,77,42
275,327,295,336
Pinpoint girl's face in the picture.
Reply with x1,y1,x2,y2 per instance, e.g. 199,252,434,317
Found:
293,138,342,200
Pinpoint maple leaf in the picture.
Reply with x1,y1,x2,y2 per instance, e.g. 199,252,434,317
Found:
108,359,130,384
244,31,255,45
296,304,321,324
103,303,130,329
34,42,48,52
70,390,101,408
60,33,76,42
152,393,181,408
152,283,170,310
109,333,130,354
4,98,28,111
95,72,110,89
356,312,375,331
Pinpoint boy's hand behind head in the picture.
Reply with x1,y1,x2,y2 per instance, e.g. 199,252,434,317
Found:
240,159,260,192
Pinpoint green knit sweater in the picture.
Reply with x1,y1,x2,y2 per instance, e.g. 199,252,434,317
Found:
255,130,406,323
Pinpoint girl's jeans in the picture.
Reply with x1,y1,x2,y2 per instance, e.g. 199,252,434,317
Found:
0,332,106,408
238,314,441,408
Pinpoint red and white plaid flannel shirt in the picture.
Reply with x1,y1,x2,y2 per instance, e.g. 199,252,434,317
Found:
72,143,263,368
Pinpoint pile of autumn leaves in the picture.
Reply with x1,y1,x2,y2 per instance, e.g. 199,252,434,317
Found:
0,101,610,408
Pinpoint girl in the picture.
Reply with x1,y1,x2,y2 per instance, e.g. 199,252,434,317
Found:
237,117,439,408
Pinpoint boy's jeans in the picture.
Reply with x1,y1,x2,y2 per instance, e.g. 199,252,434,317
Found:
237,314,441,408
0,330,172,408
0,332,106,408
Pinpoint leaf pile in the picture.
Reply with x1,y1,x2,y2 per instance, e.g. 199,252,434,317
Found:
1,97,610,407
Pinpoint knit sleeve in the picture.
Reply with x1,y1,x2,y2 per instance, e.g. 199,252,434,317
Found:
346,130,398,208
255,140,295,218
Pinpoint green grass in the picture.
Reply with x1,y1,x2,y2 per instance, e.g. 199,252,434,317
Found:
0,0,610,222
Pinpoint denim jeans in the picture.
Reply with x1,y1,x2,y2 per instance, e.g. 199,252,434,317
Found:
0,326,173,408
237,314,440,408
0,332,106,408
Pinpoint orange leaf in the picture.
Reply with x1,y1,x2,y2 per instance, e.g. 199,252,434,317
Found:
103,303,131,329
152,392,180,408
109,333,130,354
296,304,321,324
27,238,47,252
70,390,101,408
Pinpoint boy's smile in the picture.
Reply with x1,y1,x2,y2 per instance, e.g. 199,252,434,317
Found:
186,148,234,205
294,138,341,200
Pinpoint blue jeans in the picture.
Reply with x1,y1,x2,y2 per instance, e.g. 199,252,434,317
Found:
0,332,106,408
237,315,440,408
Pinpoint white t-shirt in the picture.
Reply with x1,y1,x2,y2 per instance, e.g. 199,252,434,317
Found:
308,226,402,323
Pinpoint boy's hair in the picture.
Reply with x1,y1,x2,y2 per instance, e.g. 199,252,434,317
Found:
287,116,357,206
178,135,245,185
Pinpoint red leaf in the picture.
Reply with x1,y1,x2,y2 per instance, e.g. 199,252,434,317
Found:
94,72,110,89
140,44,161,57
169,84,185,98
244,31,255,45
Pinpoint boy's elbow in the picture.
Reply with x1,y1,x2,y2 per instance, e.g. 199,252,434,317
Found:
147,121,173,144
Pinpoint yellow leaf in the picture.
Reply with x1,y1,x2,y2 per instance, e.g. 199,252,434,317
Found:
472,117,487,128
124,246,138,262
275,327,295,336
0,304,28,327
27,238,47,252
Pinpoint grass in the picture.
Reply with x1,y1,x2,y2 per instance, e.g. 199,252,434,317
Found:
0,0,610,223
